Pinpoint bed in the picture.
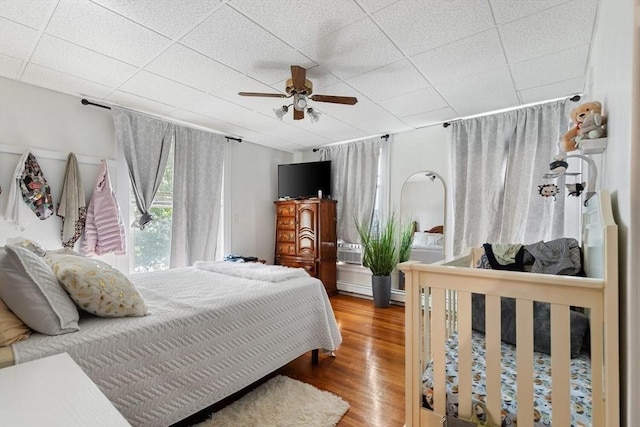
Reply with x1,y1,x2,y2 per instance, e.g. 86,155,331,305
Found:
410,230,444,264
399,190,619,427
2,262,342,426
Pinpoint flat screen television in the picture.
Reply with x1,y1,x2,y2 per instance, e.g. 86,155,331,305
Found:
278,160,331,199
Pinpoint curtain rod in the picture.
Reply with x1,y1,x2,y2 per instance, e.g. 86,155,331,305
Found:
312,133,390,152
81,98,243,143
441,94,583,128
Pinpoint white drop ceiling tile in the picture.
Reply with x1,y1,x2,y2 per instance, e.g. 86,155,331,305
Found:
519,77,584,105
92,0,222,39
0,17,39,59
374,0,494,56
167,108,240,135
357,0,402,13
105,90,176,116
499,0,598,64
181,5,314,85
30,35,137,87
145,44,242,93
436,66,519,117
0,0,56,29
119,70,206,107
300,17,404,80
412,29,506,85
490,0,567,24
263,122,330,146
383,86,448,117
293,115,368,143
46,0,170,67
21,63,114,99
511,45,589,91
346,60,429,101
230,0,364,49
402,107,458,128
211,76,286,113
238,128,299,150
0,53,22,79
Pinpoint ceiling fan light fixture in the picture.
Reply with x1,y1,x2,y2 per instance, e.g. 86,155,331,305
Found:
274,105,288,120
293,93,307,111
307,107,320,123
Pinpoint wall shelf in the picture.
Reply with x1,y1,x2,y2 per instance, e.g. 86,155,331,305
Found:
579,137,607,155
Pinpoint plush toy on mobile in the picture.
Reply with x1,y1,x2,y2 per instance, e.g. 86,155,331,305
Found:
560,101,607,152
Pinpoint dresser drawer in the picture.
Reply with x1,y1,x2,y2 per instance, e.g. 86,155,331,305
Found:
276,217,296,229
276,205,296,216
276,230,296,242
276,243,296,256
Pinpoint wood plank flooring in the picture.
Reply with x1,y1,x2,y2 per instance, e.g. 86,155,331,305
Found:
277,294,406,427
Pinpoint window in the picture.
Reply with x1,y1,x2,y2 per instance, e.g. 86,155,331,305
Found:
131,146,174,273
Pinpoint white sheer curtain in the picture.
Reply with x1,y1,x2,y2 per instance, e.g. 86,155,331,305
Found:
112,107,174,229
451,99,570,255
170,126,226,268
320,137,381,244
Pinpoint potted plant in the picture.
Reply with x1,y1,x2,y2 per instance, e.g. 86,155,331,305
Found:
398,221,415,290
355,213,399,308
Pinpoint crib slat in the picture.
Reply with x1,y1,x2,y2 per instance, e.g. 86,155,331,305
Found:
551,304,571,426
457,291,472,419
516,299,534,427
432,288,447,416
484,295,502,426
590,302,604,427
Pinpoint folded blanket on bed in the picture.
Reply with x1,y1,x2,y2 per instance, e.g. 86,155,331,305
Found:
194,261,309,282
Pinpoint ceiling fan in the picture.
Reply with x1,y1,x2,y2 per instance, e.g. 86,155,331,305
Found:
238,65,358,121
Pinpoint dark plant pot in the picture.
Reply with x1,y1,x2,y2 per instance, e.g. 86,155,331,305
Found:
398,270,405,291
372,275,392,308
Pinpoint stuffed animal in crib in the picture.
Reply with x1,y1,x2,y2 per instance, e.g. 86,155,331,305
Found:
538,183,559,200
560,101,605,152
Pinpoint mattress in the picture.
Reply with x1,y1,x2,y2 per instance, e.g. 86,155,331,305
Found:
422,331,591,426
12,266,342,426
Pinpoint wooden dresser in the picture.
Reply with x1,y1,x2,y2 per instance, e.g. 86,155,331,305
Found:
274,199,337,295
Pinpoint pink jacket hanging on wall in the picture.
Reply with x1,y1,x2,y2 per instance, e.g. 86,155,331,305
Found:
81,160,126,256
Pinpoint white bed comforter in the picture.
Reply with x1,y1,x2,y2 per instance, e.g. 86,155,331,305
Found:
12,266,342,426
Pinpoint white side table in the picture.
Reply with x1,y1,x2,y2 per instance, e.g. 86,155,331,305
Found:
0,352,130,426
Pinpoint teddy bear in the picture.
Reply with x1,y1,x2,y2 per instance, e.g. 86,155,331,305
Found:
560,101,605,152
575,110,606,143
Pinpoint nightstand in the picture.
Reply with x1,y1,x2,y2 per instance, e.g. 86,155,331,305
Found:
0,352,130,426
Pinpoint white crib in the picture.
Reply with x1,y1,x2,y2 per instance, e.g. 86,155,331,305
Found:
400,190,619,427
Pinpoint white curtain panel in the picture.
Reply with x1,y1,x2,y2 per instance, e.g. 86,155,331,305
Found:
320,137,381,244
112,107,174,229
451,99,570,255
170,126,226,268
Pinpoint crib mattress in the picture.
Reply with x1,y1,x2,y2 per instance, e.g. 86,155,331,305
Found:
422,331,591,426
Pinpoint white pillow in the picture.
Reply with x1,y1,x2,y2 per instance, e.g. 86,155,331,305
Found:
0,245,79,335
45,254,148,318
412,232,443,248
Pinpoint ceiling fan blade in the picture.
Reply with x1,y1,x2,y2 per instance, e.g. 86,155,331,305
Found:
238,92,287,98
293,108,304,120
310,94,358,105
290,65,306,92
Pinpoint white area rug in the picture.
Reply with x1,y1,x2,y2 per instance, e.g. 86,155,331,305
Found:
196,375,349,427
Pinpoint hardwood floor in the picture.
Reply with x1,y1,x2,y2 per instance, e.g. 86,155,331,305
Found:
277,294,405,427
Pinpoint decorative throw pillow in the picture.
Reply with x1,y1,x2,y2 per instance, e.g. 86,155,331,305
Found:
6,236,46,257
45,254,148,318
0,298,31,346
0,245,79,335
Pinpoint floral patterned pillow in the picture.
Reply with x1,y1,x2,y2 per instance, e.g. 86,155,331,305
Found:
45,254,148,318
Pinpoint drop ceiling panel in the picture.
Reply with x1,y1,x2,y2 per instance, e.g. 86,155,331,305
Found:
145,44,242,93
230,0,365,49
383,86,448,118
0,18,39,59
402,107,457,128
489,0,568,24
181,5,315,85
46,0,171,67
412,29,506,85
119,70,206,107
22,63,113,99
0,54,23,79
105,90,176,116
436,66,519,117
0,0,56,29
30,35,138,88
357,0,402,13
92,0,222,39
168,108,241,136
511,45,589,91
299,17,404,79
519,77,584,105
499,0,598,64
263,122,331,147
374,0,495,56
346,60,429,101
212,76,286,113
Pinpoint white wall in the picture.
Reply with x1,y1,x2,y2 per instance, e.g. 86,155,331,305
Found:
587,0,640,424
0,78,292,271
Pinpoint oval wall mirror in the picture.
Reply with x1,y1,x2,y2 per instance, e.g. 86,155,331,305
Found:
400,171,446,269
